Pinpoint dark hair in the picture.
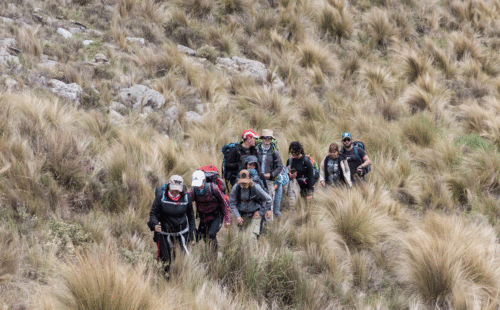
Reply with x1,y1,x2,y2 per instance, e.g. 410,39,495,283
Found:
328,143,339,153
289,141,304,154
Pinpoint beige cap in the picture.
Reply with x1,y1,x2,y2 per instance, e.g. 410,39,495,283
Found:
168,175,184,191
237,169,252,185
260,129,274,139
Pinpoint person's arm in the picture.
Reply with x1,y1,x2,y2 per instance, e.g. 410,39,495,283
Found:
356,149,371,173
147,187,162,231
254,184,272,217
305,158,315,192
228,184,241,219
319,156,326,186
226,146,240,170
186,195,196,241
271,151,284,179
215,186,232,225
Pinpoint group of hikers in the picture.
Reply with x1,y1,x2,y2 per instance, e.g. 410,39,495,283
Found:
147,129,372,273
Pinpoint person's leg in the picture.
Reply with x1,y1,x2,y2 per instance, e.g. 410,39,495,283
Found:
273,183,283,216
155,232,172,273
207,216,223,250
197,220,208,243
265,180,275,221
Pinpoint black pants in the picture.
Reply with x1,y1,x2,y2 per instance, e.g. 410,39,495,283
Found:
197,216,223,250
154,231,189,273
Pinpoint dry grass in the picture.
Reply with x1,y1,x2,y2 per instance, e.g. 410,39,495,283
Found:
296,40,338,75
0,226,19,284
365,8,397,48
399,212,500,308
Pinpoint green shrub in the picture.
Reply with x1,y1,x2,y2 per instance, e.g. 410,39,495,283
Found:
454,133,495,151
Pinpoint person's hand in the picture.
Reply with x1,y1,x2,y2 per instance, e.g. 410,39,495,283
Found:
274,184,278,191
289,172,297,180
252,211,261,219
320,180,325,187
356,166,364,174
306,196,313,200
155,222,161,232
264,173,271,179
237,217,244,226
265,210,272,219
224,221,231,228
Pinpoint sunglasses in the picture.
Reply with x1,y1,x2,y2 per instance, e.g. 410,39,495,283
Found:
343,138,351,142
291,151,300,155
261,136,272,140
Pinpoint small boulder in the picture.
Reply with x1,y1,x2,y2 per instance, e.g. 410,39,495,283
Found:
118,84,165,111
126,37,145,46
83,40,93,46
57,28,73,39
49,79,83,103
185,111,203,123
177,44,196,56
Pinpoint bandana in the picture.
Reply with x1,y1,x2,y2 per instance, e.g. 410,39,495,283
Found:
168,191,181,201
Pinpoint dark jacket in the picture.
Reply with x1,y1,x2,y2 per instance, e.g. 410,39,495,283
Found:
256,144,284,180
226,144,257,184
147,184,195,241
286,155,315,194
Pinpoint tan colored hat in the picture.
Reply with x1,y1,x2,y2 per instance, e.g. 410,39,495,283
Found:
237,169,252,185
260,129,274,139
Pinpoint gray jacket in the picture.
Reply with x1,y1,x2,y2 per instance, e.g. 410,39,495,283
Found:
256,145,284,180
229,183,272,218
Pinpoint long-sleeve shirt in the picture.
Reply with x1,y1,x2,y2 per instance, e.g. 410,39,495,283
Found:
286,155,315,193
147,185,195,241
229,183,272,218
189,183,232,224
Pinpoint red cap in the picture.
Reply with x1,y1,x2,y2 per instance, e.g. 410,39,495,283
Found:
242,130,258,140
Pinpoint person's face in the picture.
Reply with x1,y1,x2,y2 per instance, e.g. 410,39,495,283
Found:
249,136,257,146
262,136,272,146
247,162,257,169
291,150,302,159
343,138,351,148
196,181,205,190
329,150,339,159
170,189,180,196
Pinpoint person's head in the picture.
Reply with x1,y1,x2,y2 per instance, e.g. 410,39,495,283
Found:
260,129,274,147
289,141,304,158
342,132,352,148
238,169,253,188
191,170,205,189
242,130,258,146
329,142,340,159
168,175,184,195
245,155,259,170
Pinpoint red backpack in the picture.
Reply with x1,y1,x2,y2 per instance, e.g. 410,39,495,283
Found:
198,165,228,199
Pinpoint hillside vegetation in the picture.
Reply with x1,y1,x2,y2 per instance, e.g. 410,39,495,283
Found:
1,0,500,308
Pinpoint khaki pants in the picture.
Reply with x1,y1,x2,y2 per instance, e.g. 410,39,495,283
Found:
242,216,263,241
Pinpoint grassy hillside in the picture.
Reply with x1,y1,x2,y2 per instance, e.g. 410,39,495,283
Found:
1,0,500,308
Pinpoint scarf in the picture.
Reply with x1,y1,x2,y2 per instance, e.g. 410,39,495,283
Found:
168,191,181,201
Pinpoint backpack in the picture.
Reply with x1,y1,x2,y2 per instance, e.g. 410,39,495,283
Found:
199,165,226,194
221,142,240,182
341,141,371,175
305,155,320,186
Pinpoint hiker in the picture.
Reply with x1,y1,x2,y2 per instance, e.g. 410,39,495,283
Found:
256,129,284,208
229,169,273,240
286,141,315,199
147,175,195,273
225,130,259,186
319,142,351,187
272,168,290,217
244,155,268,191
340,132,371,184
189,170,231,250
